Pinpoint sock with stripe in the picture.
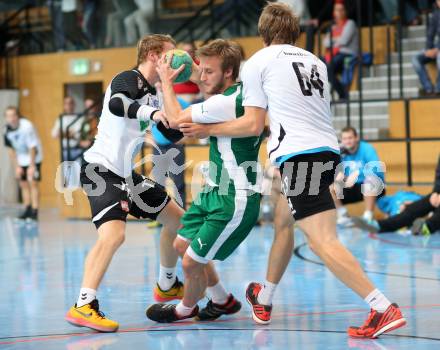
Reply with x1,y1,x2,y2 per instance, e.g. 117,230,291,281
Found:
158,265,176,291
77,288,96,307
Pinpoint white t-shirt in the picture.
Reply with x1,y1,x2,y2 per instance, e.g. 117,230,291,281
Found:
84,76,160,178
241,44,339,165
51,114,83,149
4,118,43,166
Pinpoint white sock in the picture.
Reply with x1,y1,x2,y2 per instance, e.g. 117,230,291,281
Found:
77,288,96,307
207,281,229,305
175,301,196,317
363,210,373,221
257,281,277,306
158,265,176,291
337,207,348,218
364,289,391,313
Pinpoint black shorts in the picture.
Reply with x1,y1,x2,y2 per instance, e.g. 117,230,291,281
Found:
280,151,341,221
19,163,42,182
340,182,386,205
80,162,171,228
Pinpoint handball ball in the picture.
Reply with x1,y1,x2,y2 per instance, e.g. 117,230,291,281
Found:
165,49,193,83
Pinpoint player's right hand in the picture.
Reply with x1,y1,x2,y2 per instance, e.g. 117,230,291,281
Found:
15,166,24,179
157,54,185,84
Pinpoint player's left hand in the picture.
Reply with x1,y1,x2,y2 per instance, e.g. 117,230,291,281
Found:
179,123,211,139
152,110,170,128
27,165,36,182
157,54,185,84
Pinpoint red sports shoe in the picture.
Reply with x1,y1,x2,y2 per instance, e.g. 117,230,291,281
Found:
347,303,406,338
246,282,272,325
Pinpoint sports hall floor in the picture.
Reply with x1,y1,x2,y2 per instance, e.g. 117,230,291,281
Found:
0,207,439,350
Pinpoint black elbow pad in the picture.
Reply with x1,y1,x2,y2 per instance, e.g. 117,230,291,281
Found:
108,96,125,117
156,122,184,143
127,102,141,119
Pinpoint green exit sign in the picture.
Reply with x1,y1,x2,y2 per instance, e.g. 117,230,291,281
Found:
70,58,90,76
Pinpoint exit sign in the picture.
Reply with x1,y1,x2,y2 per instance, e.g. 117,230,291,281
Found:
70,58,90,76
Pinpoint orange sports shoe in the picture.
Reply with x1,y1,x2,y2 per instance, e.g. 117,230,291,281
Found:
246,282,272,325
347,303,406,338
153,277,184,302
65,299,118,333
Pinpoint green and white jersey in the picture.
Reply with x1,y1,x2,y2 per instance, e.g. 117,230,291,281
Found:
191,82,263,191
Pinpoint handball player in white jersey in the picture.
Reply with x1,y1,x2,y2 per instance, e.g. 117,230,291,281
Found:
65,34,186,332
180,3,406,339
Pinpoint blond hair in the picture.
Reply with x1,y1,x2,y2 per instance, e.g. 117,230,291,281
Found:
197,39,243,80
5,105,20,116
137,34,176,65
258,2,300,46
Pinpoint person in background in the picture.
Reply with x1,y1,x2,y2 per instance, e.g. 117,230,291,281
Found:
279,0,316,53
353,154,440,236
51,96,83,162
48,0,65,51
82,0,100,49
323,0,359,100
79,98,99,150
4,106,43,221
124,0,155,45
51,96,83,188
105,0,136,47
331,126,385,226
412,0,440,96
62,0,88,50
378,0,426,26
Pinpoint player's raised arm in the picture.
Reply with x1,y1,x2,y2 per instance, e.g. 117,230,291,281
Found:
156,54,193,128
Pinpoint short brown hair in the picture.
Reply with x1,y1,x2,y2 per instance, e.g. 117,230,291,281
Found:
341,126,358,137
137,34,176,65
5,106,19,116
258,2,300,46
197,39,243,81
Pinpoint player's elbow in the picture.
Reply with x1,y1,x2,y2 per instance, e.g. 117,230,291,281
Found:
250,121,265,136
109,95,126,117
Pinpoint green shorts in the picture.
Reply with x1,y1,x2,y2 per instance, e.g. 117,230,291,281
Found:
178,186,261,264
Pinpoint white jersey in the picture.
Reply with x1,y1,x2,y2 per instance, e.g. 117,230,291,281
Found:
241,44,339,165
84,70,161,178
4,118,43,166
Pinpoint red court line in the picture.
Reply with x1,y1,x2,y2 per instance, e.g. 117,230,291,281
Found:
368,233,440,250
1,303,440,345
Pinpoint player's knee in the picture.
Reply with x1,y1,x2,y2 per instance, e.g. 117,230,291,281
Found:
173,238,188,257
182,254,203,277
307,235,338,254
100,230,125,249
30,181,39,189
19,181,28,189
